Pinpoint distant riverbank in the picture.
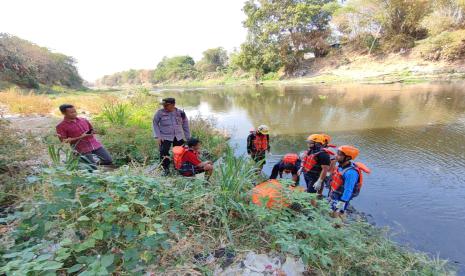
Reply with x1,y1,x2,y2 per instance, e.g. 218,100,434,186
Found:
94,52,465,89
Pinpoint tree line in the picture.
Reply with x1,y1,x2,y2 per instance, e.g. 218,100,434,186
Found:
97,0,465,86
0,33,84,89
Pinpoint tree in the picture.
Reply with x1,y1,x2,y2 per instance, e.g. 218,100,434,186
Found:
236,0,338,76
196,47,228,72
0,33,83,88
152,56,197,82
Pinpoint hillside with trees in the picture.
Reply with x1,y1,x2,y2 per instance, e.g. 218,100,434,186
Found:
0,33,84,89
95,0,465,86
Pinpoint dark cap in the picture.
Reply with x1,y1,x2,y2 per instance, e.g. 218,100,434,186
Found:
160,98,175,105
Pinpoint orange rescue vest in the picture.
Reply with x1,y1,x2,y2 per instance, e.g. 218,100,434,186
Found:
253,133,268,152
330,162,370,195
283,153,299,165
173,146,188,170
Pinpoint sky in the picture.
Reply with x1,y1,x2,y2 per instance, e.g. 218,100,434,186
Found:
1,0,248,82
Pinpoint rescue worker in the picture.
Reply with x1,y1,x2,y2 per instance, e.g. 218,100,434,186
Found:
176,138,213,178
269,153,301,186
247,125,270,166
152,98,190,174
297,134,330,197
329,145,370,214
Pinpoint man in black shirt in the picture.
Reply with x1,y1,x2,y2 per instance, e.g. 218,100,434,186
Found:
269,153,301,185
298,134,331,197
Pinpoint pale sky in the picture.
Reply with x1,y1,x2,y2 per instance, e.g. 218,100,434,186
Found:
1,0,247,81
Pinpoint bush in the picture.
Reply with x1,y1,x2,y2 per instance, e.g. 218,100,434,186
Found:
0,161,453,275
415,30,465,60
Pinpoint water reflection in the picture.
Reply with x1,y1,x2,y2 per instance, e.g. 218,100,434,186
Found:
170,83,465,136
158,82,465,270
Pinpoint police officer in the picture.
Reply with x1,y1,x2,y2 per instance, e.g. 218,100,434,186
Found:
152,98,190,174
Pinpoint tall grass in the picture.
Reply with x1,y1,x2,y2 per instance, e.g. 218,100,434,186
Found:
0,88,53,114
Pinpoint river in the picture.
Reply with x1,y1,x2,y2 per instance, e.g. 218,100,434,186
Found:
156,82,465,272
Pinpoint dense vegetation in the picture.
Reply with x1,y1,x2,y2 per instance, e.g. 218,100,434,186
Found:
0,33,84,89
95,0,465,86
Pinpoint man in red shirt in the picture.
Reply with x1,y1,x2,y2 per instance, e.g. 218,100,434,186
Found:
56,104,112,167
179,138,213,177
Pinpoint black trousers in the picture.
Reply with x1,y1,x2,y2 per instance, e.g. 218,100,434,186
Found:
160,138,184,171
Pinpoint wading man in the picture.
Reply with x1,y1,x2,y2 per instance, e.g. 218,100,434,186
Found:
56,104,113,168
152,98,190,174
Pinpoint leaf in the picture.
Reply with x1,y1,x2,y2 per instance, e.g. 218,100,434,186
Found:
140,217,151,223
101,254,115,268
67,264,83,273
77,215,90,221
26,175,39,183
88,201,100,209
60,238,73,246
133,199,148,205
41,260,63,270
75,239,96,252
91,229,104,240
116,204,130,212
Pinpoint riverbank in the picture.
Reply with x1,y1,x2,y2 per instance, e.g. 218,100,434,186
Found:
94,52,465,89
0,89,457,274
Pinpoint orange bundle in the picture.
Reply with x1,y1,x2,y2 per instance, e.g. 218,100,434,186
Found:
251,179,305,208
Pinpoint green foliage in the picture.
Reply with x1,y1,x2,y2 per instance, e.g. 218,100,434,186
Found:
95,69,154,87
415,29,465,60
0,162,452,274
235,0,336,76
100,103,130,126
196,47,228,73
152,56,197,83
0,33,84,89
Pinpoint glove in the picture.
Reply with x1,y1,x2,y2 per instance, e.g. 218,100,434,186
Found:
326,171,331,177
297,168,303,176
335,201,346,212
313,179,322,191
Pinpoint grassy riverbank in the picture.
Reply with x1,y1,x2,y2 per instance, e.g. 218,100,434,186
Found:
0,87,457,274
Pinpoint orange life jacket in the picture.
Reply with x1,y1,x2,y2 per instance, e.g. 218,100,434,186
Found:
283,153,299,165
330,162,370,196
253,133,268,152
173,146,188,170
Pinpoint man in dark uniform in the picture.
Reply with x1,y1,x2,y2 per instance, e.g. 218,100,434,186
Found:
298,134,331,198
152,98,190,174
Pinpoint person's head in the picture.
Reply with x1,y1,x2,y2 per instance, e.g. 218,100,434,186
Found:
187,138,201,151
283,163,294,174
336,145,359,165
256,124,269,135
306,134,325,150
321,133,331,147
59,104,77,119
161,98,176,112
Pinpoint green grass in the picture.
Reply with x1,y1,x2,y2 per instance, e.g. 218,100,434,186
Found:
0,151,454,275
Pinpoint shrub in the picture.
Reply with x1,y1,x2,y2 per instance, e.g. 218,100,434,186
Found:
415,30,465,60
0,162,453,275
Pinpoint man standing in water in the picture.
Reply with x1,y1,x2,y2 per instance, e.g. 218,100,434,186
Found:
153,98,191,174
247,125,270,168
298,134,330,198
56,104,113,167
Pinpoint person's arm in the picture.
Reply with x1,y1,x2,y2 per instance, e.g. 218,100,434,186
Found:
246,134,253,154
152,111,163,143
340,170,358,202
266,134,270,152
56,125,88,144
181,111,191,140
313,152,330,190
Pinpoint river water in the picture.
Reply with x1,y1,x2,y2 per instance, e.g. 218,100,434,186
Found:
157,82,465,271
